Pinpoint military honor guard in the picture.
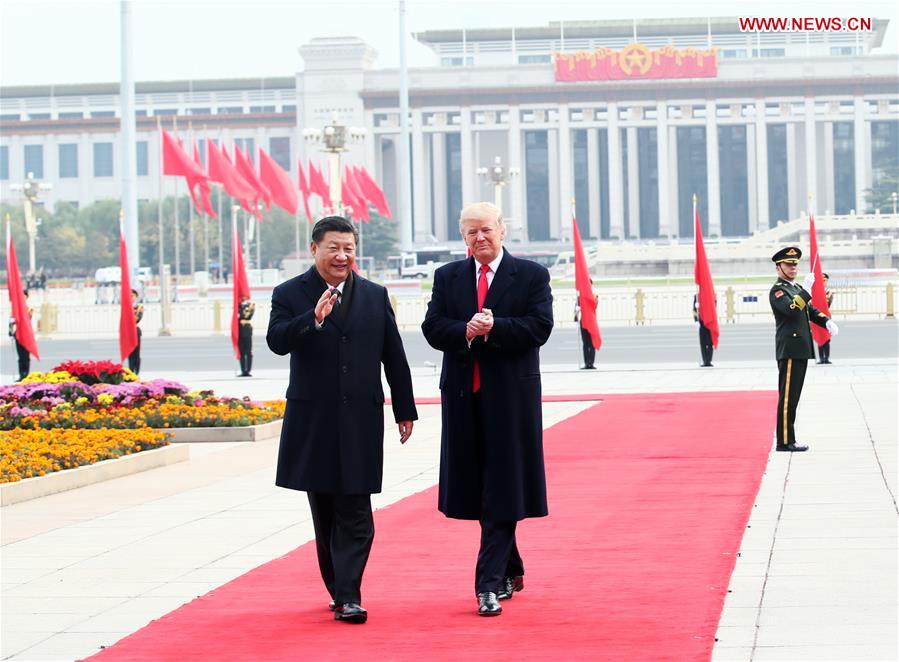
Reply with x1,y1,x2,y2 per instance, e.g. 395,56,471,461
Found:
693,294,714,367
128,289,144,374
769,247,839,452
8,289,33,381
238,296,255,377
817,273,835,364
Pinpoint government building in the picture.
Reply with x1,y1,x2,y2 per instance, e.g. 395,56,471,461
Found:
1,17,897,247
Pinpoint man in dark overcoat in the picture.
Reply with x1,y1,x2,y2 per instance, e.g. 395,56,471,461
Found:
267,216,417,624
422,201,553,617
769,246,838,452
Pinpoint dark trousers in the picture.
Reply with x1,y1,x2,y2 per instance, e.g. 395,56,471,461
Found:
817,341,831,363
699,324,714,366
128,328,142,374
238,327,253,375
776,358,808,446
580,326,596,368
15,341,30,380
472,393,525,595
307,492,374,605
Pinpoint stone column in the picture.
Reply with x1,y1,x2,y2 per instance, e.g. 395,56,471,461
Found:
853,97,870,214
786,122,799,220
804,98,817,214
607,103,624,239
460,108,474,207
508,106,525,239
656,102,670,238
626,125,640,238
411,109,430,241
587,127,601,238
823,121,835,214
557,103,572,240
547,128,561,239
754,100,769,231
705,101,721,237
431,132,447,242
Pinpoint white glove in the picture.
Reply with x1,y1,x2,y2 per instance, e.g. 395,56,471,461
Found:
695,321,701,329
802,272,815,291
826,319,839,336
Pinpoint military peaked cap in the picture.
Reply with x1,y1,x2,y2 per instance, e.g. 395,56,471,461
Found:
772,246,802,264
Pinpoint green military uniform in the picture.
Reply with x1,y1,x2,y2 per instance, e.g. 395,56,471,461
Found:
128,299,144,374
769,247,830,450
238,300,255,376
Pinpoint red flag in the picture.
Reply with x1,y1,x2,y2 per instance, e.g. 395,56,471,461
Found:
308,161,330,202
207,140,258,202
5,222,39,361
808,214,832,347
257,148,298,215
161,128,206,180
357,165,392,218
693,198,720,348
234,145,272,212
230,219,251,359
193,141,218,219
345,166,371,222
341,169,369,223
118,229,139,361
572,217,601,350
296,161,314,221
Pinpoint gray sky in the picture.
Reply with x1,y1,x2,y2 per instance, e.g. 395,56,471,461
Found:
1,0,896,87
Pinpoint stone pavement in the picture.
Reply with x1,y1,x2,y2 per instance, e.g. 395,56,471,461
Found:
1,358,896,661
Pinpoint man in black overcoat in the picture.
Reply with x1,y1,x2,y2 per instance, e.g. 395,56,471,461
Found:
769,246,839,452
267,216,417,624
422,201,553,617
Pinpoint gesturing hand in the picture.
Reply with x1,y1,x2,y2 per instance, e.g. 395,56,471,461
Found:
315,288,338,323
825,319,839,336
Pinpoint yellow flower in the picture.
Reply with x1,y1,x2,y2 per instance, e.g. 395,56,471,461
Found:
75,397,88,405
96,394,114,405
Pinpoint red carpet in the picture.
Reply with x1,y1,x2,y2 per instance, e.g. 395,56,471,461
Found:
88,391,775,662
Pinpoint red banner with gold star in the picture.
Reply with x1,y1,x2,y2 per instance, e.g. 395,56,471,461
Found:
554,44,718,82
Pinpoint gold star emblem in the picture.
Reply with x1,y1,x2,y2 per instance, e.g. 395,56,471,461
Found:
619,44,652,76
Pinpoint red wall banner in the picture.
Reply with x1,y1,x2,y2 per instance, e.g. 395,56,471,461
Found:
554,44,718,81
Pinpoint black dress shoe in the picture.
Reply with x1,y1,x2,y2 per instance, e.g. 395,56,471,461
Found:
334,603,367,623
497,575,524,600
776,443,809,452
477,592,502,616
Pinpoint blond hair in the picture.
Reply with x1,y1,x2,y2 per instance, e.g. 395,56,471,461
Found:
459,201,504,231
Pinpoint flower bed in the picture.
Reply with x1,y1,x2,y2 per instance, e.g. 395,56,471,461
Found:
1,360,286,484
0,428,169,483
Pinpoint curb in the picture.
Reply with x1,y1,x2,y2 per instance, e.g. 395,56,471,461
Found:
0,445,190,507
161,419,282,443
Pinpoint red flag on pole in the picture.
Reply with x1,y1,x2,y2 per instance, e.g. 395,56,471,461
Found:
345,166,371,222
118,221,139,362
5,220,39,362
161,127,206,180
296,161,314,221
207,140,258,202
257,148,298,215
230,218,251,359
192,140,218,219
308,161,330,203
572,216,601,350
357,165,392,218
808,214,832,347
234,145,272,212
693,196,720,348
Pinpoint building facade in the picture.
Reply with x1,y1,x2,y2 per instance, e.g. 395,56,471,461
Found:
1,17,897,247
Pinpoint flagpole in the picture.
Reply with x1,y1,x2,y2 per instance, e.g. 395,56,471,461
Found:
188,123,196,278
157,117,171,335
217,130,224,283
571,198,582,368
202,126,210,275
172,118,181,291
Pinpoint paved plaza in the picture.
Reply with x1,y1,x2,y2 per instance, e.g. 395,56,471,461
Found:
2,358,897,661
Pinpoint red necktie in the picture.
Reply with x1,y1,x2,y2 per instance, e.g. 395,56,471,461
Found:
472,263,490,392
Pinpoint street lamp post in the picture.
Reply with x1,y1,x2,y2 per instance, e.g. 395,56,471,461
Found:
9,172,52,274
303,117,366,257
891,191,897,215
477,156,519,212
